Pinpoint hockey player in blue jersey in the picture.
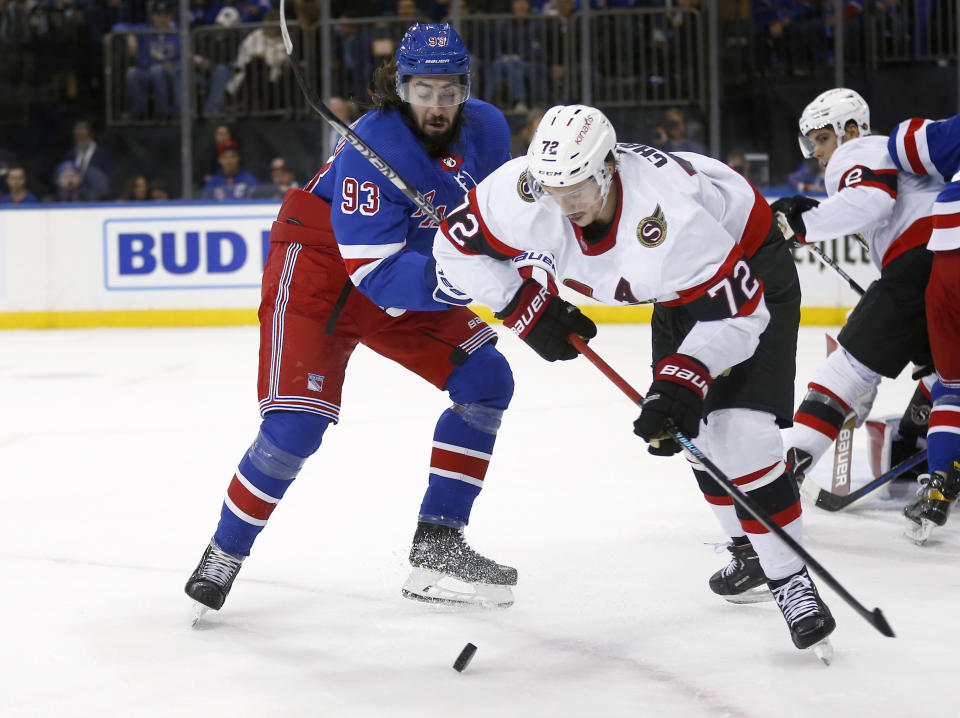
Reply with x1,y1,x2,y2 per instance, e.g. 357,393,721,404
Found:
185,23,523,616
888,116,960,543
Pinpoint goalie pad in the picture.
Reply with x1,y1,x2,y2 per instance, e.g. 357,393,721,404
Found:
866,415,928,479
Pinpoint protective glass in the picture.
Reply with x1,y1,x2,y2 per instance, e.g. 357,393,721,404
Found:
530,177,603,216
398,76,470,108
798,132,816,159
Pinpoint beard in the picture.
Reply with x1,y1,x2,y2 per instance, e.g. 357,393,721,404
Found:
402,106,465,157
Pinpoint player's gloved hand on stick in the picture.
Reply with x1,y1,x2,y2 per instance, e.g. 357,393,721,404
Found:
770,195,819,247
430,261,472,306
633,354,711,456
496,278,597,362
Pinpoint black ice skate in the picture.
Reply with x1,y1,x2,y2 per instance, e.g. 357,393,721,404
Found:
709,540,771,603
785,447,813,487
402,521,517,608
185,540,244,624
904,461,960,545
769,567,836,664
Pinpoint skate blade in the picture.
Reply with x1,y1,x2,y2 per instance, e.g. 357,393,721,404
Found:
191,602,211,628
402,568,514,609
905,518,936,545
722,585,773,604
811,638,833,666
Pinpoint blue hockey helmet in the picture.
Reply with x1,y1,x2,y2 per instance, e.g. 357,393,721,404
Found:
395,23,470,107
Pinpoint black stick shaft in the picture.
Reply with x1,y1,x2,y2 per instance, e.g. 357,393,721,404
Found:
809,449,928,512
807,243,866,296
569,334,895,638
278,0,442,226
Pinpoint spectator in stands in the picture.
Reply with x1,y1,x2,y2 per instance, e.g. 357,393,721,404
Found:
1,164,38,205
149,180,170,201
195,5,237,117
333,15,377,103
203,139,258,200
125,0,182,120
202,123,234,185
251,156,299,199
225,9,287,105
50,161,103,202
655,107,706,154
510,105,545,157
62,120,114,197
484,0,547,113
786,157,826,195
542,0,586,104
324,95,358,156
119,174,150,201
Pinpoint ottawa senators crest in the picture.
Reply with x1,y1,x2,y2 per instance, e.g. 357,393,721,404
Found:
516,170,536,203
637,205,667,247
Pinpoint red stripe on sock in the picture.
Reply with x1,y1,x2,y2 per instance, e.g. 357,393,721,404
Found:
227,475,278,521
703,493,734,506
740,501,802,534
795,412,842,440
431,447,489,482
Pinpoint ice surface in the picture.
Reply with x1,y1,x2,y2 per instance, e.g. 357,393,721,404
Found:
2,325,956,718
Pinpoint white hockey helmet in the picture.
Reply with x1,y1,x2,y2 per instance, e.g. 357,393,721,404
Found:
798,88,870,158
526,105,617,214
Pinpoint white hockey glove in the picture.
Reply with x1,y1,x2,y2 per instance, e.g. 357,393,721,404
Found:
432,263,472,306
511,250,559,291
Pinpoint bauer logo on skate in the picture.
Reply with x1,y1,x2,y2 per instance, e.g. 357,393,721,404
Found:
103,214,275,290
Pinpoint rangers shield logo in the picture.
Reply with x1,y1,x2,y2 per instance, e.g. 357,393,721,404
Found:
516,170,536,203
637,205,667,247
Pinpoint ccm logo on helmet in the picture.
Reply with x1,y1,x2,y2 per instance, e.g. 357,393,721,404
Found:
575,116,594,145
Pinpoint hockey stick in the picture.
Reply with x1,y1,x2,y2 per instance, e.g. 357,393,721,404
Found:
778,211,867,296
278,0,442,226
568,334,895,638
800,449,928,512
804,243,866,296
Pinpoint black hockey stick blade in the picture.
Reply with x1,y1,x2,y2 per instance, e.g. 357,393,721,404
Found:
871,608,896,638
805,449,927,512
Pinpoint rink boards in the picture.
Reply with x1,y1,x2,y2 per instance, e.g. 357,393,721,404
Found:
0,199,878,329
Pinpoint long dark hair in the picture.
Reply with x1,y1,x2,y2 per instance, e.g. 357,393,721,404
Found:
367,58,466,157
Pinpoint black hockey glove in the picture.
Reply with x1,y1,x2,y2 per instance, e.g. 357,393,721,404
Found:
770,195,819,247
633,354,711,456
496,279,597,362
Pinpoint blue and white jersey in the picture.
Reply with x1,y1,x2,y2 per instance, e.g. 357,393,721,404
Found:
889,116,960,251
305,99,511,311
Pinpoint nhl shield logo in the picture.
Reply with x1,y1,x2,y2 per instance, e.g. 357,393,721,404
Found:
637,205,667,247
516,170,536,203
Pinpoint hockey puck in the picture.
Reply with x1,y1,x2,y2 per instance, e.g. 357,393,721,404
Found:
453,643,477,672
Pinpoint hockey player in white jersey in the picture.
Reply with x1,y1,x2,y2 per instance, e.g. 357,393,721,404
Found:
773,89,941,496
433,105,836,656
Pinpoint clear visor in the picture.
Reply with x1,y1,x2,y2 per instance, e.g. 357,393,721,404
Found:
798,132,816,159
530,177,604,216
398,76,470,108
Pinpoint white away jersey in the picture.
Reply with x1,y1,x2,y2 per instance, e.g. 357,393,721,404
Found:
434,145,775,377
802,135,942,268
